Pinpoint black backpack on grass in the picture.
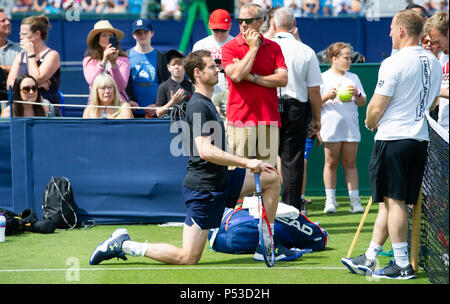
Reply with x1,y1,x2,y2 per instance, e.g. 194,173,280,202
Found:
42,177,78,230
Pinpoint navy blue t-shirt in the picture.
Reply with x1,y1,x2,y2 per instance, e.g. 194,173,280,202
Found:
183,92,228,191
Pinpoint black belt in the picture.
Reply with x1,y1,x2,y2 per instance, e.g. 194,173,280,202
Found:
278,96,302,112
278,95,300,102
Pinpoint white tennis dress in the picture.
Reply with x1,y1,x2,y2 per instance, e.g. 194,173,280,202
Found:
320,70,365,142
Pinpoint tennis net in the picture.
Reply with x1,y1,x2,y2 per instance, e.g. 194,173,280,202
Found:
413,114,449,284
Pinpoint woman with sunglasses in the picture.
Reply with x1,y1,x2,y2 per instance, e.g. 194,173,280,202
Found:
422,35,440,58
1,74,55,117
82,73,133,119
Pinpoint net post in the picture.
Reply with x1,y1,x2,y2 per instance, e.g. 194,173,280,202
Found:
410,184,423,273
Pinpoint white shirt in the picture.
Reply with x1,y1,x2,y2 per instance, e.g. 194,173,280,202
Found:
374,46,443,141
161,0,179,11
332,0,352,15
320,69,366,142
438,60,449,130
193,34,234,95
272,32,323,102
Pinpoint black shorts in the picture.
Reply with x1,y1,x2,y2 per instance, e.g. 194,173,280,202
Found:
368,139,428,205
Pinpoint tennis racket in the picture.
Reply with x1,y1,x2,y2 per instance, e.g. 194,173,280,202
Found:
254,172,275,268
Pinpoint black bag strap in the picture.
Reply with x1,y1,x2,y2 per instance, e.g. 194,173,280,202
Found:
51,176,77,230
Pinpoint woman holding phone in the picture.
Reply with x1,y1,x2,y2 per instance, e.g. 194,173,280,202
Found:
83,20,130,103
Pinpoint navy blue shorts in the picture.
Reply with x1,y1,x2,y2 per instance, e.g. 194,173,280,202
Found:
182,168,246,230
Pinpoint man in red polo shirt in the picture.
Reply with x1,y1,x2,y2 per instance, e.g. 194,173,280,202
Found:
222,3,287,166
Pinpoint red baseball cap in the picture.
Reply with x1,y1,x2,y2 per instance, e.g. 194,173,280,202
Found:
209,9,231,30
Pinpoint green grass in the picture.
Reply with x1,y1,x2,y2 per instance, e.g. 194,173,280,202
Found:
0,197,432,284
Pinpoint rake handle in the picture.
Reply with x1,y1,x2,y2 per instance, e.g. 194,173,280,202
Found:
346,197,373,258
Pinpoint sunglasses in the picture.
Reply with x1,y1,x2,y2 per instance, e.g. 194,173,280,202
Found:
21,85,38,93
422,38,435,45
237,17,261,25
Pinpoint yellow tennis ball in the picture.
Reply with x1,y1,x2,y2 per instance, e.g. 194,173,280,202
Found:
337,86,353,102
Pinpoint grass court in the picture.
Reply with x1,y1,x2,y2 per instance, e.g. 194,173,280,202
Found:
0,196,431,285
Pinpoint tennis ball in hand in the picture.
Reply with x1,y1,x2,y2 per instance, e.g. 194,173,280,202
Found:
337,86,353,102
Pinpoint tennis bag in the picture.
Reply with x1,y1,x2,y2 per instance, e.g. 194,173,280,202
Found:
0,208,56,235
42,176,78,230
209,207,327,254
0,208,22,236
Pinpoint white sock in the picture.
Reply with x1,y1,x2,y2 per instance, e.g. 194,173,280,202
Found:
365,240,383,260
348,190,359,201
392,242,409,268
122,240,149,257
325,189,336,202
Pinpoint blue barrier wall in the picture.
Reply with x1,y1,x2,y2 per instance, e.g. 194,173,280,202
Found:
9,16,393,63
0,118,188,224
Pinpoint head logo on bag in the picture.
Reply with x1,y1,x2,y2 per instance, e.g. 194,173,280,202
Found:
42,177,78,230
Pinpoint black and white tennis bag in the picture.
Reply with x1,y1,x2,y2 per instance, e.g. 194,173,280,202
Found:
42,176,78,230
208,204,327,254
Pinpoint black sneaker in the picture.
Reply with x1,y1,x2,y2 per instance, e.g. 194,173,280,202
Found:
341,254,377,275
372,260,416,280
254,242,303,262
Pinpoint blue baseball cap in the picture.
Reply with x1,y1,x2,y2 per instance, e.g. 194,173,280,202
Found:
132,19,153,33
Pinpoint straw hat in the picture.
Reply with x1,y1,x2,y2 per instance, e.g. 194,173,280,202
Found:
86,20,125,48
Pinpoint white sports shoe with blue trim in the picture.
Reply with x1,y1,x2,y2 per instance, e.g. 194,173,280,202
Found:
89,228,130,265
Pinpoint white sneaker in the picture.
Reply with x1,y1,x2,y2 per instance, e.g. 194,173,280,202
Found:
324,200,337,213
349,198,364,213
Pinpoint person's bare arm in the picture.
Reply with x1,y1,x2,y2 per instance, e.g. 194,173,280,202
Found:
194,135,277,174
224,29,260,83
365,93,391,131
245,68,288,88
307,86,322,145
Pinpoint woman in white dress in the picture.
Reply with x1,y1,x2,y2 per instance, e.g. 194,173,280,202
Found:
320,42,366,214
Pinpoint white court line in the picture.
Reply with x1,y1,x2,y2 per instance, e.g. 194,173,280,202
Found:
0,266,346,273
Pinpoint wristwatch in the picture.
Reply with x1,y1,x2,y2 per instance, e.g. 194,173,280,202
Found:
28,54,36,58
253,73,259,83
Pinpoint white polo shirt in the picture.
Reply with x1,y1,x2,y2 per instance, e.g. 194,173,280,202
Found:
272,32,323,102
374,46,442,141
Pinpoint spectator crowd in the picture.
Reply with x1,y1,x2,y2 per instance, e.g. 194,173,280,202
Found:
3,0,448,18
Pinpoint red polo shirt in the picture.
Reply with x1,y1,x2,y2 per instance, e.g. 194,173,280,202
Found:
221,33,287,127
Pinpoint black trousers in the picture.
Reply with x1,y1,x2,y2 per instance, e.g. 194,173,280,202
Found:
278,99,308,210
